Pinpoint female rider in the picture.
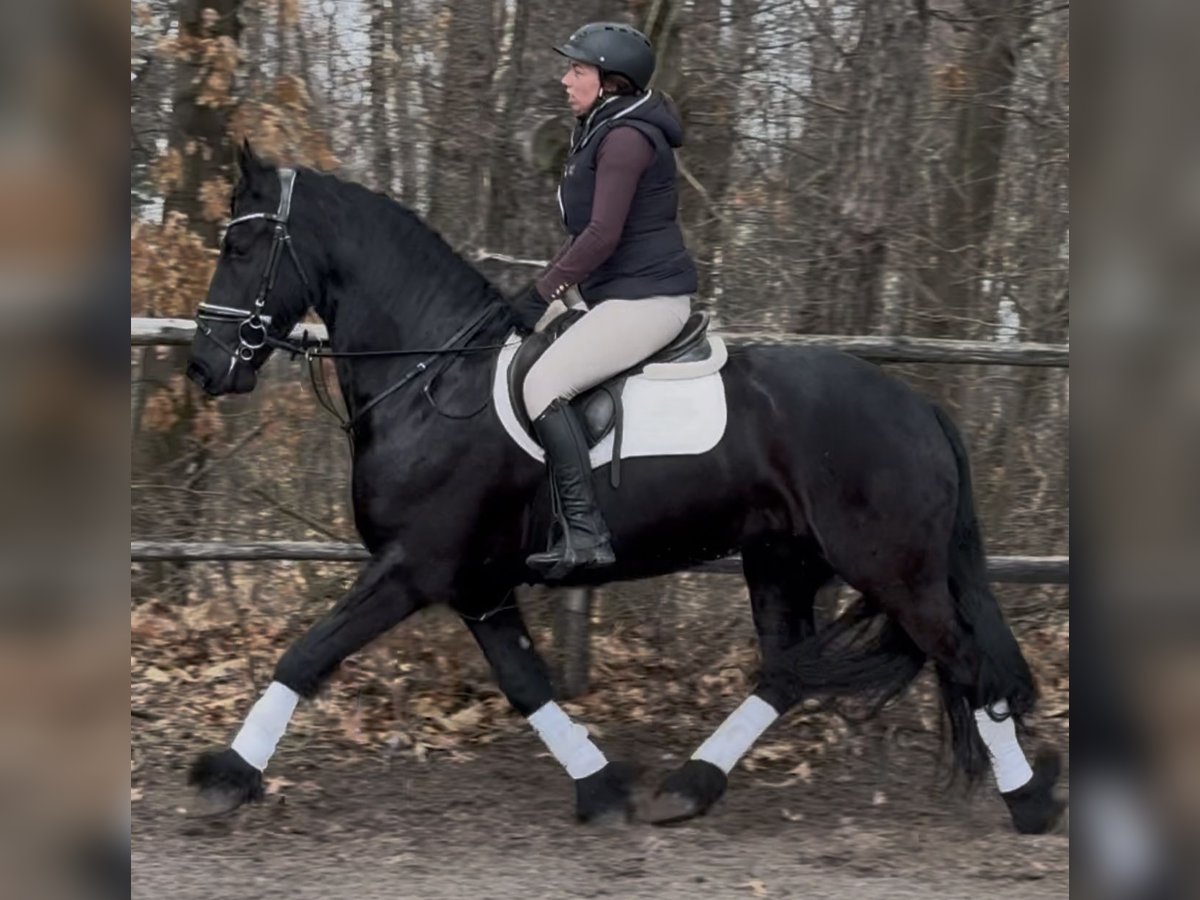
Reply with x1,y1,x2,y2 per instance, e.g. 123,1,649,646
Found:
508,22,698,581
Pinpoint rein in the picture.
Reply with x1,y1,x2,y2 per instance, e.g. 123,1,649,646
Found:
271,303,511,434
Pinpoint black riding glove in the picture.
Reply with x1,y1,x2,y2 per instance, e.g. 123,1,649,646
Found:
507,283,549,335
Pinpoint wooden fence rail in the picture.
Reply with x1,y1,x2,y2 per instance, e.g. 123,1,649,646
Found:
131,540,1067,584
131,317,1068,368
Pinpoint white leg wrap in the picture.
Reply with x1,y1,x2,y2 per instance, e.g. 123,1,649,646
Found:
974,700,1034,792
692,695,781,775
230,681,300,772
527,701,608,780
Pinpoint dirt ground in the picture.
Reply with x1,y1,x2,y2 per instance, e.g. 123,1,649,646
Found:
132,576,1070,898
132,720,1068,899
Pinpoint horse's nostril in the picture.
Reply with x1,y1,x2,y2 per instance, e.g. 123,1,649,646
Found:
186,360,211,390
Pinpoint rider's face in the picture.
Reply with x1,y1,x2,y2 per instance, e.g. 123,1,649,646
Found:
562,61,601,116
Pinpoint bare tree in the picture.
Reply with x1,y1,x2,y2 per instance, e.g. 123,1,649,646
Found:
677,0,751,303
163,0,243,247
482,0,530,248
918,0,1034,339
426,0,498,246
368,0,394,192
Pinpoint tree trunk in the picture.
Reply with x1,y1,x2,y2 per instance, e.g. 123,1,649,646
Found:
369,0,394,193
482,0,530,249
799,0,926,336
392,0,419,206
677,0,749,304
918,0,1033,339
164,0,243,247
426,0,497,247
149,0,244,601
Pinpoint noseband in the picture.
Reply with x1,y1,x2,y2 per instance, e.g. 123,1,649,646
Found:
195,168,310,373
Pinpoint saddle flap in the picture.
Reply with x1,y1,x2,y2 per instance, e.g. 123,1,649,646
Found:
506,308,587,434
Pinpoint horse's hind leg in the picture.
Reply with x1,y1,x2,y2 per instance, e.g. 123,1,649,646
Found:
465,603,634,823
644,536,831,825
876,578,1063,834
187,546,425,816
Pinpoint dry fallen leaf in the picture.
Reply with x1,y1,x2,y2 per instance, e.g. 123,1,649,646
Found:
737,879,768,896
202,659,247,679
780,808,804,822
131,787,144,802
789,761,812,781
759,759,813,788
443,704,484,731
264,776,295,796
339,708,368,745
141,666,172,684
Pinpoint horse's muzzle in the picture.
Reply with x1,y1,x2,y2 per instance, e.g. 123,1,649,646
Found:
188,360,214,391
186,359,217,395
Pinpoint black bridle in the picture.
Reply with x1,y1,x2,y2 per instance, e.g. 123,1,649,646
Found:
195,167,512,433
196,168,311,375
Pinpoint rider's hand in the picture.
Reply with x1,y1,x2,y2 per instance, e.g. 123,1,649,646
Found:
507,283,549,335
534,299,569,334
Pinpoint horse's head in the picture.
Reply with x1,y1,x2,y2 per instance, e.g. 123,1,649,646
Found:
187,140,314,396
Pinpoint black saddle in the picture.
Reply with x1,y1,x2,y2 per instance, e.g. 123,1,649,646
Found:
507,309,713,487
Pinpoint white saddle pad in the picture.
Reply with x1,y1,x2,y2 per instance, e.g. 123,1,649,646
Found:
493,335,729,468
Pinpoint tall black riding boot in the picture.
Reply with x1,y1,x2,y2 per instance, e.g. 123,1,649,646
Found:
527,398,615,580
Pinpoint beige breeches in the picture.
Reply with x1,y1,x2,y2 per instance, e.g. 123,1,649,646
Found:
522,294,692,420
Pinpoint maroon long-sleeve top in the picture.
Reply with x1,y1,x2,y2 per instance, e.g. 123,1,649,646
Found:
534,127,655,302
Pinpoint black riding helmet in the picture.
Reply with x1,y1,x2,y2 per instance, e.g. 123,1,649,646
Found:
554,22,656,92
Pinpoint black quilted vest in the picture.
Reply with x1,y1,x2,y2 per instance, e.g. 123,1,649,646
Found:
557,91,698,302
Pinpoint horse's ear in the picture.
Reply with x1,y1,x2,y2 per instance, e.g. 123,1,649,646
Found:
237,138,261,177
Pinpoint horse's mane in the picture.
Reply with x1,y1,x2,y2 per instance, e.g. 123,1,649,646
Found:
301,166,506,311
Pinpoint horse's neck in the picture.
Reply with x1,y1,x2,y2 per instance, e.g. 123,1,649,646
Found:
311,227,506,419
313,213,491,347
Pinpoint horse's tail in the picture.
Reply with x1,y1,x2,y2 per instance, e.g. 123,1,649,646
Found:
765,598,928,724
931,402,1037,780
763,405,1037,780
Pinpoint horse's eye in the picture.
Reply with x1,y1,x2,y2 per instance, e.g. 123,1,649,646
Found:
223,235,247,259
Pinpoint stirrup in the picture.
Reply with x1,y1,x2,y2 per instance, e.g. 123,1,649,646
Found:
527,537,615,580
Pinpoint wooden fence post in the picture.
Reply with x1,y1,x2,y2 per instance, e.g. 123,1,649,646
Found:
554,587,593,699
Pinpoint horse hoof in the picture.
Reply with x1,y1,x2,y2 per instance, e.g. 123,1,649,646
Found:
643,759,727,826
575,761,636,824
642,790,702,825
186,748,263,818
1003,748,1066,834
188,785,250,819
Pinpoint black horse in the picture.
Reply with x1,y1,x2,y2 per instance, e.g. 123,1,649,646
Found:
184,143,1063,834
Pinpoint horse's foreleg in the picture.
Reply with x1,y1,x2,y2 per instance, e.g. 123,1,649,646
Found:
465,602,634,823
645,538,829,825
188,547,422,816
